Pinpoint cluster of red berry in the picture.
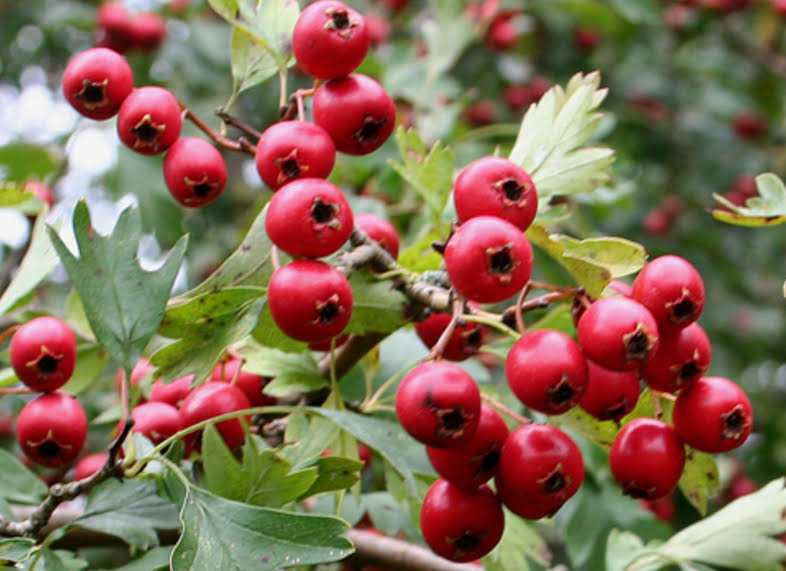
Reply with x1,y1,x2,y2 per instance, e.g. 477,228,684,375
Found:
94,2,167,55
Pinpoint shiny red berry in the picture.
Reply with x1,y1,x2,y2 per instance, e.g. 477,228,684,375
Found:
210,357,276,407
180,382,250,451
577,296,659,371
10,316,77,393
395,361,480,449
313,73,396,155
414,308,487,362
267,260,353,342
73,452,108,481
62,47,134,120
641,323,711,394
95,2,134,53
506,329,588,415
16,393,87,467
293,0,370,80
129,12,167,52
115,357,155,394
453,157,538,232
131,401,184,444
420,479,504,562
444,215,534,304
149,374,194,408
353,213,399,259
117,86,182,155
672,376,753,453
485,12,519,51
254,121,336,191
265,178,353,258
609,418,685,501
579,360,640,421
163,137,227,207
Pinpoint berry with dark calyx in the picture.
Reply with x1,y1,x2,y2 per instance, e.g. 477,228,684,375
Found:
267,260,353,343
210,357,276,407
495,423,585,507
292,0,370,80
254,121,336,191
444,215,534,304
672,376,753,453
163,137,227,207
16,393,87,468
577,296,660,371
10,316,77,393
420,479,504,562
609,418,685,501
129,12,167,52
265,178,353,258
395,361,481,449
313,73,396,155
62,47,134,120
426,403,509,489
353,212,400,259
453,156,538,232
579,360,641,422
495,479,564,520
641,322,711,394
506,329,588,415
149,374,194,408
131,401,184,444
73,452,109,481
95,2,134,53
414,307,488,362
117,86,182,155
180,382,251,451
632,255,705,333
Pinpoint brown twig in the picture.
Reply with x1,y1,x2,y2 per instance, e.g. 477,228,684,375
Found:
214,108,263,141
420,298,465,362
481,393,531,426
183,108,256,155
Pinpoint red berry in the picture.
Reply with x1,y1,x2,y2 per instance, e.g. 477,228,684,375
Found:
95,2,134,53
506,329,588,415
115,357,155,394
672,376,753,453
292,0,370,80
485,12,519,51
453,157,538,232
267,260,353,342
16,393,87,468
641,323,711,394
73,452,108,481
574,27,601,51
464,100,496,126
643,208,671,237
131,401,184,444
62,47,134,120
577,296,660,371
365,12,391,47
494,481,563,520
265,178,353,258
353,213,400,259
579,360,640,422
395,361,481,449
180,382,250,451
24,182,55,208
641,494,676,523
609,418,685,500
732,111,767,140
444,215,534,303
632,255,705,333
308,333,350,352
116,86,182,155
420,479,504,562
254,121,336,191
496,423,585,507
414,307,488,362
210,358,276,407
129,12,166,52
149,374,194,408
10,316,77,393
426,403,509,489
775,0,786,16
313,74,396,156
163,137,227,207
607,279,633,297
380,0,410,11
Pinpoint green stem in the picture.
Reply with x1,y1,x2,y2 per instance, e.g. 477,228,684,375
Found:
462,314,521,340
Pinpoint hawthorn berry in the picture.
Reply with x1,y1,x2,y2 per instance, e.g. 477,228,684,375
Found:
180,381,250,451
73,452,108,481
265,178,353,258
425,403,509,489
129,12,167,52
505,329,588,415
577,296,660,371
353,212,400,259
10,316,77,393
395,361,481,449
609,418,685,501
116,86,182,155
632,255,705,332
732,110,768,140
414,307,487,362
453,156,538,231
163,137,227,207
24,182,55,208
313,73,396,155
267,260,353,343
308,333,350,352
292,0,370,80
149,374,194,408
775,0,786,16
444,215,534,303
420,479,504,562
254,121,336,191
485,11,519,51
641,322,711,394
16,393,87,467
114,356,155,395
672,376,753,453
210,357,276,407
464,100,496,127
95,2,134,53
579,360,641,422
62,47,134,120
131,401,184,444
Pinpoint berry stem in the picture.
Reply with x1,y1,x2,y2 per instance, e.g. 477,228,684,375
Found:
420,298,465,362
514,283,531,334
215,108,262,141
182,106,256,155
481,392,531,426
271,245,281,271
0,387,35,395
0,324,19,347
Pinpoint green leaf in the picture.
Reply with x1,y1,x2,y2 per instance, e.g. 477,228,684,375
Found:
160,287,264,338
251,304,308,352
0,539,35,566
509,71,614,198
678,449,720,517
389,127,455,226
61,345,110,395
712,173,786,227
23,547,86,571
0,448,48,505
484,509,550,571
171,486,353,570
281,412,340,469
207,0,237,21
397,228,444,273
554,405,619,450
65,479,180,549
299,455,364,498
230,26,279,98
97,546,170,571
47,201,187,375
526,224,647,297
345,269,409,335
0,143,60,183
0,183,41,214
234,342,326,397
203,425,318,507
